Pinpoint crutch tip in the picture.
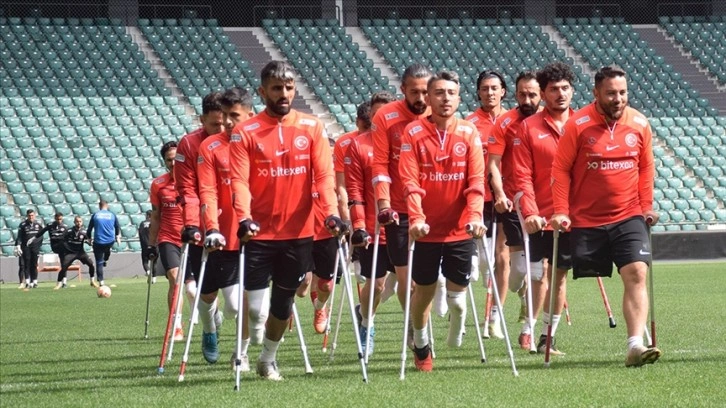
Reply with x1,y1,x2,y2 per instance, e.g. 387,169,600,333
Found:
157,367,165,375
480,358,486,363
177,375,184,382
543,362,551,369
322,347,328,353
513,371,520,377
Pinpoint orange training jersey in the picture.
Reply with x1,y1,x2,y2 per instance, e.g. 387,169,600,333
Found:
489,108,531,200
551,103,654,228
197,132,240,251
466,107,507,203
399,118,485,243
229,109,338,241
372,99,431,213
334,130,357,174
312,179,333,241
512,108,575,225
150,172,183,246
345,130,386,244
175,127,210,228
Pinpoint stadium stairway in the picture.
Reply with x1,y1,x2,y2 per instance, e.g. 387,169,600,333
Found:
541,25,597,82
346,26,402,95
633,25,726,116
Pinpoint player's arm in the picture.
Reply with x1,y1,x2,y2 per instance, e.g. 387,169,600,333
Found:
148,181,160,247
638,122,655,215
197,144,220,234
86,214,95,238
15,223,24,246
465,132,485,226
371,111,391,210
398,132,425,225
512,123,542,233
312,127,339,219
333,137,350,222
173,137,200,228
229,127,253,223
345,141,367,232
550,119,578,229
488,124,509,213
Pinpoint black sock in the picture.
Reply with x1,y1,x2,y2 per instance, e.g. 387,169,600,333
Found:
414,345,430,360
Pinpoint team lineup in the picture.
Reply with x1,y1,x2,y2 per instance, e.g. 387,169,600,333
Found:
16,58,661,382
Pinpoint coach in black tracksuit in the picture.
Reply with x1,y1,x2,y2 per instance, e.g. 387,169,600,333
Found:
138,210,153,276
33,213,69,258
58,216,95,288
15,209,43,288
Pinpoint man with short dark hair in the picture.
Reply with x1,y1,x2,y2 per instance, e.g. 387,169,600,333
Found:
229,61,342,380
551,65,661,367
138,210,153,282
58,216,95,289
32,212,69,290
87,200,120,287
15,209,43,289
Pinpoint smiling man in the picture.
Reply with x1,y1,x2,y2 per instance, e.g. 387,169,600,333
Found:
550,65,660,367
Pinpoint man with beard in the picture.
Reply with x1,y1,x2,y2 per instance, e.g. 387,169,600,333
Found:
31,212,69,289
550,65,660,367
371,64,433,322
512,62,576,354
486,72,542,339
229,61,342,380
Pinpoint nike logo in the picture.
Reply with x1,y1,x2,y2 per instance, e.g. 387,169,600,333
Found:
275,149,288,156
537,133,550,139
639,249,650,255
606,145,619,151
435,155,450,162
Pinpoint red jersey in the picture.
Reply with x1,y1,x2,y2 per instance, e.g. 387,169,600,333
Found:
174,127,212,228
197,132,240,251
466,107,507,203
489,108,534,200
149,172,183,246
229,109,338,241
345,130,386,244
333,130,357,174
551,103,654,228
312,178,333,241
512,108,575,225
372,100,431,213
399,118,485,243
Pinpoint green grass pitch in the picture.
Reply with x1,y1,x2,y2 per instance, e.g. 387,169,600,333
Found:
1,262,725,407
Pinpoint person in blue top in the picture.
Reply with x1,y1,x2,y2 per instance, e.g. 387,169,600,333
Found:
86,200,121,287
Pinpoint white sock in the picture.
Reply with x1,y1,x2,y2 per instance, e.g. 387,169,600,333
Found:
197,299,216,333
99,280,104,286
259,337,280,363
413,326,429,349
523,319,535,335
62,278,67,284
314,298,326,310
627,335,644,351
551,314,561,337
361,314,373,328
247,288,269,345
446,290,467,347
241,337,250,355
490,306,500,324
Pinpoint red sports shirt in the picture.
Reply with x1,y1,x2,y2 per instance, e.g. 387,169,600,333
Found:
399,118,485,243
512,108,575,224
150,172,183,246
174,127,212,228
466,108,508,203
345,130,386,244
551,103,654,228
229,109,338,241
372,99,431,213
334,130,357,173
197,132,240,251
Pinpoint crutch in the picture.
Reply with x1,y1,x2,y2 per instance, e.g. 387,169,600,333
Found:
467,284,487,362
177,247,208,381
564,301,572,325
291,303,314,374
428,314,435,359
544,227,562,368
481,213,496,338
645,216,656,347
400,239,416,380
513,192,538,353
335,237,368,382
233,245,247,391
158,243,189,374
597,277,617,328
143,257,154,339
471,225,518,377
364,221,381,363
166,254,188,361
329,271,348,360
322,242,342,352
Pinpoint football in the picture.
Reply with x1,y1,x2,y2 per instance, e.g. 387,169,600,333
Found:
97,285,112,298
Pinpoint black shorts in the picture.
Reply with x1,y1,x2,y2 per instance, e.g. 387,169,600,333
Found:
310,237,338,280
528,230,573,270
500,211,523,247
201,250,239,294
359,244,393,279
384,212,409,267
244,238,313,291
412,239,475,287
185,244,202,281
158,242,181,272
570,216,651,280
483,201,494,238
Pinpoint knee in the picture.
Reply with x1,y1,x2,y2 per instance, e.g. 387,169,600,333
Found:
373,277,386,292
316,277,333,293
269,285,295,320
621,263,647,287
